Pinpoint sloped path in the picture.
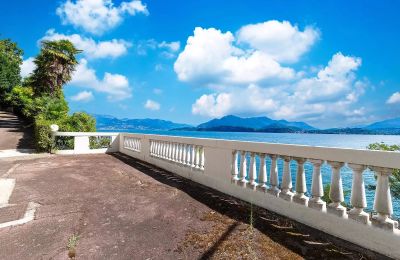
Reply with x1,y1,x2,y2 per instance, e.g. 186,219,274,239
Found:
0,111,34,150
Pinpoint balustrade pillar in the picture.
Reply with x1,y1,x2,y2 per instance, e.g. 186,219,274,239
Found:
248,153,257,190
371,167,399,231
257,153,267,192
200,147,205,170
348,164,369,224
293,158,308,205
178,144,183,163
308,159,325,210
239,151,248,187
231,151,239,183
326,161,346,217
195,146,200,169
267,155,279,196
191,145,196,167
182,144,187,165
279,156,293,201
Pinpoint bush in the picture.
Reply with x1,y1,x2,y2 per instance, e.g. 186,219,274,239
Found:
5,85,35,119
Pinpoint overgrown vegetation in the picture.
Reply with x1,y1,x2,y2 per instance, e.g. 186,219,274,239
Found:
367,142,400,199
1,38,95,152
67,234,80,259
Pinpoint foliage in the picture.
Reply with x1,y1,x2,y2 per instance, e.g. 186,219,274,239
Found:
367,142,400,199
322,184,350,207
0,39,23,105
90,136,111,149
5,85,35,118
29,40,81,97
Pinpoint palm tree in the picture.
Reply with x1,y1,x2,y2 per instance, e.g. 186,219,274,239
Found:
30,40,81,97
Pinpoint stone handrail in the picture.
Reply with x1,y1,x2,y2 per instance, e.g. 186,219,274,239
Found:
51,130,400,258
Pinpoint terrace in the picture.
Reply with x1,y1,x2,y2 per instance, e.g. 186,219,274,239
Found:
0,122,399,259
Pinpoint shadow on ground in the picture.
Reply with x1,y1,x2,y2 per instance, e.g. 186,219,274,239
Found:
0,111,34,150
111,152,389,260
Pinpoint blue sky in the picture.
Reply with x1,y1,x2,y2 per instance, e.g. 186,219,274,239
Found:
1,0,399,128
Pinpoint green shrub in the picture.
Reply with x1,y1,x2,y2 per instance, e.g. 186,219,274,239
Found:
5,85,35,119
34,116,54,152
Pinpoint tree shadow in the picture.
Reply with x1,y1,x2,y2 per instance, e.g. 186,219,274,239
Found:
110,152,388,260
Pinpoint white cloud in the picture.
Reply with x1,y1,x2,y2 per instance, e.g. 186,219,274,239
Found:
71,90,94,102
41,29,131,59
136,39,180,58
174,27,295,86
56,0,148,35
387,92,400,104
237,20,319,63
20,57,36,78
191,53,366,128
144,99,160,110
70,58,132,101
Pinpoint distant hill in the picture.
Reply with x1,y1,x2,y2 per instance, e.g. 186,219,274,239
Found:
93,114,191,130
364,117,400,130
197,115,317,131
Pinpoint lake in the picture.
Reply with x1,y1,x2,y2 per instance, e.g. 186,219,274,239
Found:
105,129,400,219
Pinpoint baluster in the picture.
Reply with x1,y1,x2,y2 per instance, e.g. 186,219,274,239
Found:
173,143,178,162
256,153,267,192
248,152,257,189
154,141,158,156
191,145,196,167
293,158,308,205
231,151,239,183
327,161,346,217
279,156,293,201
195,146,200,169
160,142,164,158
239,151,248,187
267,155,279,196
198,147,203,169
181,144,187,165
309,159,325,210
168,142,172,160
157,141,162,157
186,145,191,166
200,147,205,170
371,167,399,231
177,143,182,163
348,164,369,224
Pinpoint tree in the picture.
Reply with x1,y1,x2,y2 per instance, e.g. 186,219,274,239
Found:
30,40,81,97
0,39,23,104
367,142,400,199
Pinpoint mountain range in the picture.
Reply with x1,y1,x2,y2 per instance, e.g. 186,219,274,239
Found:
93,114,400,135
94,114,190,130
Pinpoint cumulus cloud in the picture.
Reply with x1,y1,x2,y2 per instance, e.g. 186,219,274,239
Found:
237,20,319,63
56,0,148,35
144,99,160,110
71,90,94,102
387,92,400,104
70,59,132,101
20,57,36,78
191,53,366,128
41,29,131,59
174,27,295,87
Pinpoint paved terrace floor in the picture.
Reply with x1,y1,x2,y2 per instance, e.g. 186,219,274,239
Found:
0,111,34,150
0,153,390,260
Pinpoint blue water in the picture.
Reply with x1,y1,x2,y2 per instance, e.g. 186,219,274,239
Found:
107,129,400,218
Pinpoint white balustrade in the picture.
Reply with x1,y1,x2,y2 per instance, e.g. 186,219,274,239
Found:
53,131,400,258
